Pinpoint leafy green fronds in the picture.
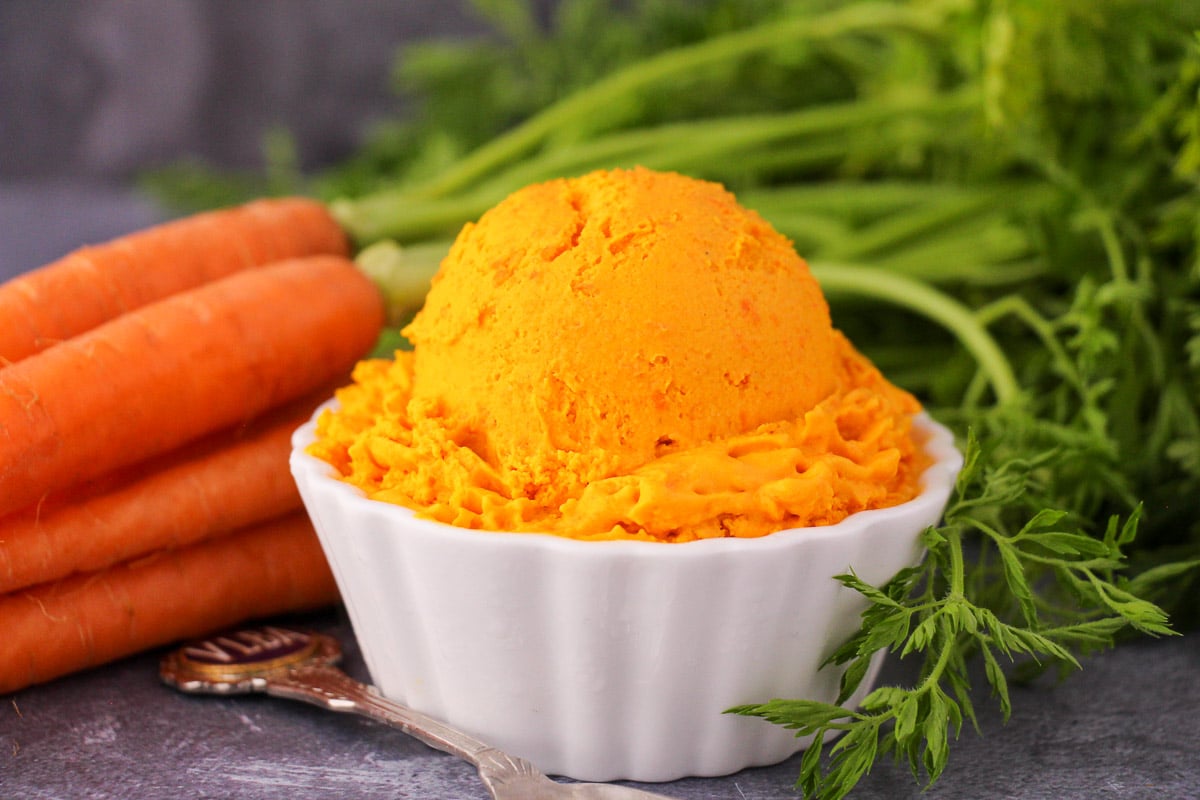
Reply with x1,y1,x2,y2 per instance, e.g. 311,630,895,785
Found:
731,431,1174,799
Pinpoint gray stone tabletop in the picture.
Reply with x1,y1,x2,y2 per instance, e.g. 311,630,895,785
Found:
1,2,1198,798
0,600,1197,800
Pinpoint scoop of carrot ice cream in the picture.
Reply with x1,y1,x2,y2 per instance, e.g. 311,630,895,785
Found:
310,167,927,542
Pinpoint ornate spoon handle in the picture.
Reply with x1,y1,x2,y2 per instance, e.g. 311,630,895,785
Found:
159,626,532,776
263,661,499,766
161,626,680,800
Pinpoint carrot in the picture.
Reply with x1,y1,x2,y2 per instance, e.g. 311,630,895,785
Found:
0,387,335,594
0,197,349,365
0,254,383,519
0,511,337,694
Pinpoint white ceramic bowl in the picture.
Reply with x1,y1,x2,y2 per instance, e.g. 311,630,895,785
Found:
290,404,961,782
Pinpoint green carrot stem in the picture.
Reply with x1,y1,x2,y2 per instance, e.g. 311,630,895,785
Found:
812,262,1021,405
742,181,980,220
406,2,944,199
470,92,972,194
759,213,853,252
334,92,973,244
975,294,1089,397
868,231,1040,285
332,189,500,246
820,195,1003,262
355,239,450,323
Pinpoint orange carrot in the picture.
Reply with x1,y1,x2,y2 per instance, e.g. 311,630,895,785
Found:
0,197,349,365
0,254,383,519
0,388,335,594
0,511,337,694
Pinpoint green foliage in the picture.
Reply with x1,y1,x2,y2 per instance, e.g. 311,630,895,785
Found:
733,427,1175,799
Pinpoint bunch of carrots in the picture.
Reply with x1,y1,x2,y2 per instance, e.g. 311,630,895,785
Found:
0,198,385,694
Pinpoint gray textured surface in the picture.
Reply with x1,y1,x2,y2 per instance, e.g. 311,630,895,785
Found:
1,602,1198,800
0,0,496,180
1,3,1198,798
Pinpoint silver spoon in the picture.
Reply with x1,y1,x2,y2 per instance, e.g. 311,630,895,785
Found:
160,625,679,800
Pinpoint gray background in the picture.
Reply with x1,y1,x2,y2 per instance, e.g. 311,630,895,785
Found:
0,0,498,182
1,0,504,276
1,3,1198,799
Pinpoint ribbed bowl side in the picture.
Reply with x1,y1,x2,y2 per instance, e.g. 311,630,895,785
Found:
291,409,961,782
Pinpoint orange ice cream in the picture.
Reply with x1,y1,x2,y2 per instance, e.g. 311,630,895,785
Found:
310,167,927,542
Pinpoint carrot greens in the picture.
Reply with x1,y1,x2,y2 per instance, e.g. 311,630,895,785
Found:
142,1,1200,796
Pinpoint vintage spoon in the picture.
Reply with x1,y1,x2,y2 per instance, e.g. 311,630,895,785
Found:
160,625,678,800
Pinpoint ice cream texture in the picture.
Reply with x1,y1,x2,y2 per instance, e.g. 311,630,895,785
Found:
310,167,928,542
